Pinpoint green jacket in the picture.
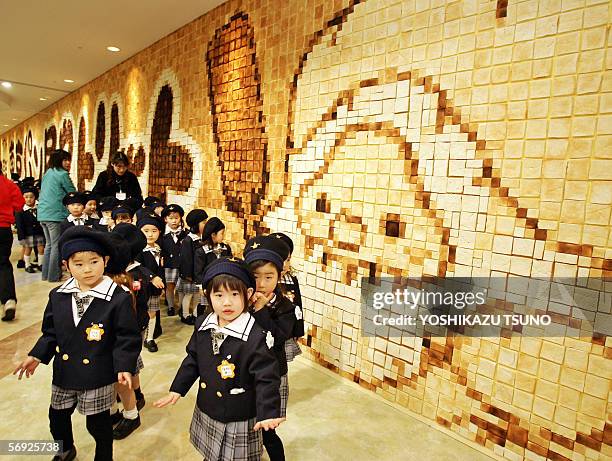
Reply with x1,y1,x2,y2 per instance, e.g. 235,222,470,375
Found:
38,168,76,222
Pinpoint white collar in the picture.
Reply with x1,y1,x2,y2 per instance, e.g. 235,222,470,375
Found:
165,225,183,235
199,312,255,341
67,214,86,223
188,232,201,241
126,261,141,272
23,204,35,211
57,275,117,301
143,244,160,252
266,293,278,307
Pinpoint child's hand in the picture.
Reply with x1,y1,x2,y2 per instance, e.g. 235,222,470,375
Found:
153,392,181,408
250,292,274,312
152,276,165,289
13,356,40,380
254,418,284,431
117,372,133,389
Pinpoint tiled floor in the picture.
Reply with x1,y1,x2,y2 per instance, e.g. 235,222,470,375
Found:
0,243,496,461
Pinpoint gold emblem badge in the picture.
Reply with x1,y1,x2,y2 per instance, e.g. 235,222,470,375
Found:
217,359,236,379
250,242,260,249
86,324,105,342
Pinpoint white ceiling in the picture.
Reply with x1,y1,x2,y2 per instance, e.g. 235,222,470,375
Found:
0,0,226,135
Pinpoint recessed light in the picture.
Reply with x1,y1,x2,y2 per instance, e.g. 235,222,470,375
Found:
64,79,75,83
1,81,12,88
106,46,121,52
40,97,47,101
3,124,9,127
11,118,17,121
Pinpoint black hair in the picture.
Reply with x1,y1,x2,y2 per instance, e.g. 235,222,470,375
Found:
205,274,251,312
106,151,130,186
47,149,71,170
248,259,282,278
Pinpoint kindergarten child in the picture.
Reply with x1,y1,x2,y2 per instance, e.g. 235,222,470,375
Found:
269,232,304,362
160,204,187,317
59,192,91,234
136,213,166,352
111,204,134,226
82,191,100,220
94,196,119,232
15,185,45,273
244,235,299,461
176,209,208,325
13,226,142,461
153,257,283,461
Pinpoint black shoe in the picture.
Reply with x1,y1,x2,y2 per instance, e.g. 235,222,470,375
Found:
112,415,141,440
111,411,123,425
167,307,176,316
1,308,15,322
181,315,195,325
17,260,25,269
52,446,77,461
144,340,158,352
136,395,146,411
25,266,37,273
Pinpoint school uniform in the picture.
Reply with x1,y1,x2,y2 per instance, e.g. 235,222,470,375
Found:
177,233,202,295
15,204,45,248
251,293,298,418
194,242,233,284
160,226,187,284
280,272,304,362
170,312,281,461
125,261,155,374
135,244,164,313
59,214,92,235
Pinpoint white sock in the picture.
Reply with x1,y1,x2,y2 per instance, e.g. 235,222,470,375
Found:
146,317,156,341
182,294,192,317
24,255,31,267
123,408,138,420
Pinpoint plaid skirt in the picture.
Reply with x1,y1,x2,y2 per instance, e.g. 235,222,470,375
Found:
134,354,144,375
177,278,200,295
19,235,45,248
148,294,161,313
280,373,288,418
51,384,114,416
284,338,302,362
165,268,179,284
190,407,262,461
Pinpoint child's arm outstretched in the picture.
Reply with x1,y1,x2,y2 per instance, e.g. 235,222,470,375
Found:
14,298,56,379
154,325,199,408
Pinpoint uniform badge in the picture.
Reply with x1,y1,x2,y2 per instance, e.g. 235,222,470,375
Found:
217,359,236,379
86,323,105,341
295,305,303,320
266,331,275,349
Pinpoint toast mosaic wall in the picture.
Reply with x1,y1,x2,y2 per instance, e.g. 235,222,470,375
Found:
1,1,610,460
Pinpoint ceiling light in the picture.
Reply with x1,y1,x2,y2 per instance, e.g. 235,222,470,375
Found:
64,79,74,83
3,124,9,127
11,118,16,121
106,46,121,52
1,82,12,88
39,97,47,101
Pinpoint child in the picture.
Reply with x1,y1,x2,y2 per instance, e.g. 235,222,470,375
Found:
14,226,142,461
95,196,119,232
153,257,283,460
244,235,299,461
82,191,100,220
176,209,208,325
160,204,187,317
111,205,134,226
15,185,45,273
136,213,165,352
269,232,304,362
60,192,91,235
108,223,151,439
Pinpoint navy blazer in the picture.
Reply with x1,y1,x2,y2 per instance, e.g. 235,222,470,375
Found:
15,207,44,240
178,234,202,281
161,229,188,269
170,313,281,423
136,248,164,296
29,278,142,390
59,216,93,235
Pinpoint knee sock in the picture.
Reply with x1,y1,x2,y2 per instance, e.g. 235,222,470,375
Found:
49,405,76,453
24,255,31,267
262,429,285,461
146,317,156,341
85,410,113,461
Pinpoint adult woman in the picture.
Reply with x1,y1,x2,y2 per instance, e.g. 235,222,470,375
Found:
92,151,142,201
38,149,76,282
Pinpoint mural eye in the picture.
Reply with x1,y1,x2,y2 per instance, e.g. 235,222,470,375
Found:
316,193,330,213
383,213,403,238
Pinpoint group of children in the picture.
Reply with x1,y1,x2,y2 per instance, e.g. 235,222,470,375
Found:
14,194,305,461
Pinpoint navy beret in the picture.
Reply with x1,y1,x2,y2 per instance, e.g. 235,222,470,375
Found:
161,204,184,218
137,212,164,232
111,223,147,261
186,209,208,232
201,257,255,290
244,235,290,264
82,191,98,204
58,226,114,261
269,232,294,254
111,206,134,220
98,196,119,212
63,191,87,206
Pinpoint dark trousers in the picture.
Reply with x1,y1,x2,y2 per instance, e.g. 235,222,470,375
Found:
263,429,285,461
0,227,16,304
49,406,113,461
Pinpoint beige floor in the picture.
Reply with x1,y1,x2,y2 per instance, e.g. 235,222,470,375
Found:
0,244,496,461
